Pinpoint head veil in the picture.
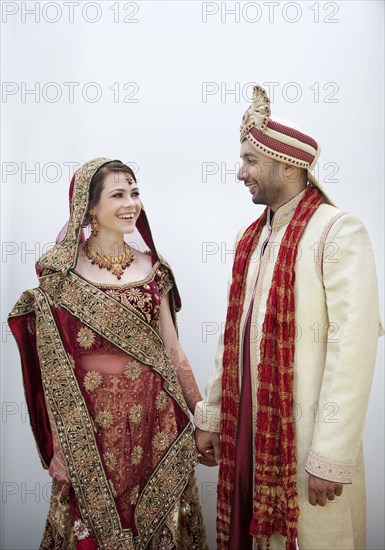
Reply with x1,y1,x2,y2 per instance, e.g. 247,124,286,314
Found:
36,157,181,315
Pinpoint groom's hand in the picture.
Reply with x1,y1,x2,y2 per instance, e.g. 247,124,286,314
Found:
308,474,343,506
195,427,221,466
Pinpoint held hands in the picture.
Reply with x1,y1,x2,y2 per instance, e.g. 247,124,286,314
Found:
195,427,221,467
308,474,343,506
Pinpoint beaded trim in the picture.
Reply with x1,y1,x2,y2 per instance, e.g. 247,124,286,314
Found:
305,449,355,484
246,133,310,168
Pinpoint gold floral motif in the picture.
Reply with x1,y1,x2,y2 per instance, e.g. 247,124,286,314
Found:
155,391,168,411
92,301,114,327
73,448,94,476
129,404,143,424
45,369,65,391
103,451,117,471
129,484,140,505
76,326,96,349
96,410,114,429
83,370,103,393
86,492,108,521
155,526,175,550
131,445,143,465
153,431,170,452
106,284,154,325
65,406,82,428
124,360,142,381
125,288,144,302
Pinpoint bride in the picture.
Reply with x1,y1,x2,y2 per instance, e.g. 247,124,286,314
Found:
8,158,208,550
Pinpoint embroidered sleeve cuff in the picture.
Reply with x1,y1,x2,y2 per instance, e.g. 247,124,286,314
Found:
194,401,221,433
305,449,355,484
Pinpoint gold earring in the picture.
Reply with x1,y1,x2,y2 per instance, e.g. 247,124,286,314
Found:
90,212,99,236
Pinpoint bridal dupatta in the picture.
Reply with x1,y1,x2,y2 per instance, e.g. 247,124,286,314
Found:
8,158,207,550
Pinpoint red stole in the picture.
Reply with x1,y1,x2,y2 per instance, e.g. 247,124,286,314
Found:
217,185,323,549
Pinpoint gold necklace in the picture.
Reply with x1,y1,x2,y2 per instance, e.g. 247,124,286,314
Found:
84,239,134,280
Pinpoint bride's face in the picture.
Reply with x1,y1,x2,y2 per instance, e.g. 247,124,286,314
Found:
91,171,141,237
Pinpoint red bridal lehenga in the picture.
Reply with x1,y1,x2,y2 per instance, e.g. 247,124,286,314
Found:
8,158,208,550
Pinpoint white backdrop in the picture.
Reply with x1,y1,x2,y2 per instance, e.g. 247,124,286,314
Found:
1,2,384,549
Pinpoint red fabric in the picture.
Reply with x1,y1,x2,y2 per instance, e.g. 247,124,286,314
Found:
52,300,188,533
76,539,98,550
217,185,323,550
228,303,254,550
249,126,315,164
267,119,318,150
8,314,53,467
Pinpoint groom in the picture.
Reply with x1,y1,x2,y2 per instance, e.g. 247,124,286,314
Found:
194,85,382,549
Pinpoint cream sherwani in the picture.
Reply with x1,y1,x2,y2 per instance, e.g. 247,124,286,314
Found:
195,190,383,550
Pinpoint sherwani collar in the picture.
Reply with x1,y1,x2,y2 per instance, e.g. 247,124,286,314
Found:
268,187,308,231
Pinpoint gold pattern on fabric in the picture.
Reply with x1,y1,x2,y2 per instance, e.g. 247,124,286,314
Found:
156,391,169,411
96,410,114,429
30,288,202,549
144,473,209,550
83,371,103,392
8,290,36,317
129,404,143,424
130,485,140,505
104,451,118,471
155,266,173,297
124,360,142,381
32,288,134,549
77,326,96,349
40,270,189,417
36,158,113,273
134,431,203,550
40,482,75,550
152,431,170,452
131,445,144,465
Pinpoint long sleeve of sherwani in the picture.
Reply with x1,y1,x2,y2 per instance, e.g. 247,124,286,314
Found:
305,214,381,484
193,302,226,433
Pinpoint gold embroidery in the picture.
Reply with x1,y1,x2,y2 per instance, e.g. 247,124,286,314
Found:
96,410,114,429
109,479,117,498
10,141,205,545
36,158,113,274
103,451,117,471
59,271,189,417
153,431,170,452
156,265,173,297
131,445,143,465
125,287,144,302
106,285,155,327
26,288,204,548
65,406,82,428
8,290,36,317
124,360,142,381
156,391,168,411
135,434,204,549
129,484,140,505
40,480,75,549
83,371,103,392
129,404,143,424
77,327,96,349
73,448,94,476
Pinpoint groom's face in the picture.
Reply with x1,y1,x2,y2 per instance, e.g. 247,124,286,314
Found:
237,139,285,210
